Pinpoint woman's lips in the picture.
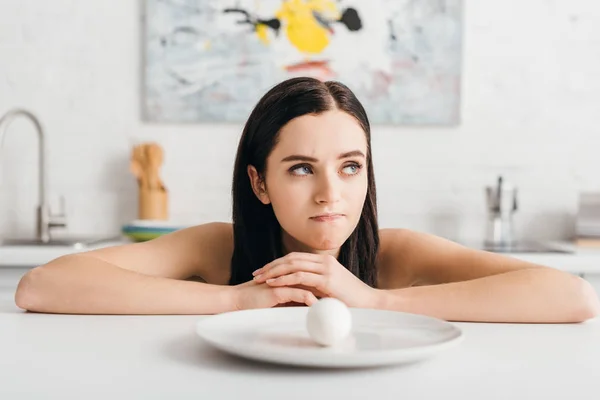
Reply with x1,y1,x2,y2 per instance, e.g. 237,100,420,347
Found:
310,214,344,222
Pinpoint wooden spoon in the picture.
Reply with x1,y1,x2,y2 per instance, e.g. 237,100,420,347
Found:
131,144,148,190
129,159,143,186
146,143,164,190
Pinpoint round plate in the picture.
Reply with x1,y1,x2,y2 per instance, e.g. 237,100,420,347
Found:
196,307,463,368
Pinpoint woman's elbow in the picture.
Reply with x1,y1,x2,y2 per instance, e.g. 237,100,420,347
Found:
570,277,600,323
14,266,49,311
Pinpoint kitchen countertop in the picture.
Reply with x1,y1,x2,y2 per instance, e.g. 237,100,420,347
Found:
2,239,600,275
1,293,599,399
0,239,128,267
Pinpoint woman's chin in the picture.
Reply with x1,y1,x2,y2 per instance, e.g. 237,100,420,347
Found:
283,228,350,253
304,237,347,252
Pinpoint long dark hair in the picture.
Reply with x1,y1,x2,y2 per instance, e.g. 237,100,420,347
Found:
229,77,379,287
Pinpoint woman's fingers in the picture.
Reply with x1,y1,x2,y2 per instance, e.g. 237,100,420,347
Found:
274,302,305,308
271,287,318,306
290,284,328,299
253,252,323,276
254,261,322,282
266,272,324,291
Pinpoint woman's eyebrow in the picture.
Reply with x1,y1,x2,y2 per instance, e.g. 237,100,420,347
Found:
338,150,366,159
280,150,366,163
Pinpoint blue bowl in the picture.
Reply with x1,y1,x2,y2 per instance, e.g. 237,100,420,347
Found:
121,220,184,242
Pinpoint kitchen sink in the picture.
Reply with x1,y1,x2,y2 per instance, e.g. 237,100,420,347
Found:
0,236,123,248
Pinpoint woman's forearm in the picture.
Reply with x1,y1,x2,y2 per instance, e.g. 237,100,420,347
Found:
15,254,235,315
376,268,600,323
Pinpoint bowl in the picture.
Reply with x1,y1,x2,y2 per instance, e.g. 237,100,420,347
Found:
121,220,185,242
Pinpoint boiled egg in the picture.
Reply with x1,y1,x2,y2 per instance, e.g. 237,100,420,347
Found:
306,298,352,346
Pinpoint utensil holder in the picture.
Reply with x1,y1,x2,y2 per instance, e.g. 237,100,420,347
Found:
138,188,168,220
485,213,515,246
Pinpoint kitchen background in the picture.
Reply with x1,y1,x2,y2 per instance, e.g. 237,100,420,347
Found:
1,0,599,245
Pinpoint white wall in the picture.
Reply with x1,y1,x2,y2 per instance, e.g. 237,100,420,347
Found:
0,0,599,243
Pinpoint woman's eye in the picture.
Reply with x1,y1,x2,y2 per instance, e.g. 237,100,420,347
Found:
342,163,362,175
290,165,312,176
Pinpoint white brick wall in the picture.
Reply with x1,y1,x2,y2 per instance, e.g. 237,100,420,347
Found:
0,0,599,243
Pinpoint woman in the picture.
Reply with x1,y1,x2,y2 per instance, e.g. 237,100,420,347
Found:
14,77,599,322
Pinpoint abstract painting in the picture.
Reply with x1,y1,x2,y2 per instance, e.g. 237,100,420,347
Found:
143,0,463,125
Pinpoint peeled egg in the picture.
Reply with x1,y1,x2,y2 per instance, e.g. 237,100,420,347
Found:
306,298,352,346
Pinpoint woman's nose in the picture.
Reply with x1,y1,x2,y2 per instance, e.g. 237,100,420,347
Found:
314,173,341,204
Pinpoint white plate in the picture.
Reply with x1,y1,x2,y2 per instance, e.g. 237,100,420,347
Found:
196,307,463,368
125,219,188,229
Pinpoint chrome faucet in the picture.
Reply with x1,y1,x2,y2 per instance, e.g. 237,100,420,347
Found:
484,176,518,247
0,108,67,243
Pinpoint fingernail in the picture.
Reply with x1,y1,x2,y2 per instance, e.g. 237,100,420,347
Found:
252,269,262,276
266,278,276,283
253,274,262,280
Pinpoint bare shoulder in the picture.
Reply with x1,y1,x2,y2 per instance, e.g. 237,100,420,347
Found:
377,227,544,287
161,221,234,285
189,222,234,285
376,228,415,289
84,221,233,285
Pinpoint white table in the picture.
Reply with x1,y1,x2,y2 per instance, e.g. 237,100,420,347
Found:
1,293,599,400
2,242,600,399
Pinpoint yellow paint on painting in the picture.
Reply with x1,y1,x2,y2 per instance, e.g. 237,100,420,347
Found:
275,0,339,54
286,22,329,53
256,24,270,45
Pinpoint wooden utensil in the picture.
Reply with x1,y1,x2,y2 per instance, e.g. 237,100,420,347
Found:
131,144,148,189
129,158,143,186
146,143,164,191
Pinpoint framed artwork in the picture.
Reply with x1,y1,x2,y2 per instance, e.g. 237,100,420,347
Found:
143,0,462,125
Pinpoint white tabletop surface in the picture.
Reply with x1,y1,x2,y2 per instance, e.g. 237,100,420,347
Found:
1,285,599,400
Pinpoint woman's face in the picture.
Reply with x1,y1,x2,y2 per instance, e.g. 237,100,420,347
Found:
249,110,369,256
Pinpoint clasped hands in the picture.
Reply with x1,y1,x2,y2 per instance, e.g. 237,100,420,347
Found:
232,252,380,310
